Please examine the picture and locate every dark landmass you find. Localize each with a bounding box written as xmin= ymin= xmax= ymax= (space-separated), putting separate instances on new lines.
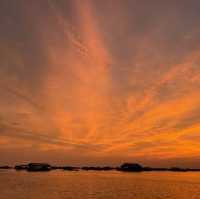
xmin=62 ymin=166 xmax=79 ymax=171
xmin=1 ymin=162 xmax=200 ymax=172
xmin=0 ymin=166 xmax=12 ymax=169
xmin=117 ymin=163 xmax=143 ymax=172
xmin=15 ymin=164 xmax=28 ymax=171
xmin=81 ymin=166 xmax=115 ymax=171
xmin=27 ymin=163 xmax=51 ymax=172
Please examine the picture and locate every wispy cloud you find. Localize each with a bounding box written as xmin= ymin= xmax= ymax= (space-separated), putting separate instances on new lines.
xmin=0 ymin=0 xmax=200 ymax=166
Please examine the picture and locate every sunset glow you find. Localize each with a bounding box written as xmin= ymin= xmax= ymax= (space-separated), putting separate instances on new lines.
xmin=0 ymin=0 xmax=200 ymax=167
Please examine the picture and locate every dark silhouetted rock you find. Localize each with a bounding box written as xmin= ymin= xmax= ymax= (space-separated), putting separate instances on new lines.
xmin=27 ymin=163 xmax=51 ymax=172
xmin=119 ymin=163 xmax=143 ymax=172
xmin=0 ymin=166 xmax=12 ymax=169
xmin=143 ymin=167 xmax=169 ymax=171
xmin=170 ymin=167 xmax=187 ymax=172
xmin=81 ymin=166 xmax=115 ymax=171
xmin=15 ymin=165 xmax=28 ymax=171
xmin=62 ymin=166 xmax=79 ymax=171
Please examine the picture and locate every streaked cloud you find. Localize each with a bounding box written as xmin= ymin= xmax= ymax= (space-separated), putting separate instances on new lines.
xmin=0 ymin=0 xmax=200 ymax=167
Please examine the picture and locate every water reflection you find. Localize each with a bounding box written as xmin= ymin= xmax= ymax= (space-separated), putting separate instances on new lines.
xmin=0 ymin=171 xmax=200 ymax=199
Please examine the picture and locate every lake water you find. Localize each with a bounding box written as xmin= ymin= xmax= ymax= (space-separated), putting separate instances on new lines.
xmin=0 ymin=170 xmax=200 ymax=199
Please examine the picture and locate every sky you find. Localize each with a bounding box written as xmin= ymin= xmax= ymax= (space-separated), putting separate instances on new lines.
xmin=0 ymin=0 xmax=200 ymax=167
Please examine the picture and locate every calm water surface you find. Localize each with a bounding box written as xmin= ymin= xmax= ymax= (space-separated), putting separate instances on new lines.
xmin=0 ymin=170 xmax=200 ymax=199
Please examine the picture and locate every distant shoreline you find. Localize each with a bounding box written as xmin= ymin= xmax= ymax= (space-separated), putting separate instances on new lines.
xmin=1 ymin=163 xmax=200 ymax=172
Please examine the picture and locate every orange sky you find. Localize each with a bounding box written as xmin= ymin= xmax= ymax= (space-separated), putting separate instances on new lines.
xmin=0 ymin=0 xmax=200 ymax=167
